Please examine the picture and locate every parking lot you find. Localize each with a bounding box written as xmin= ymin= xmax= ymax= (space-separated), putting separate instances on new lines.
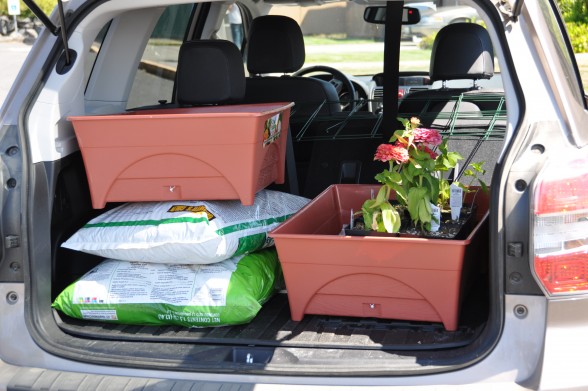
xmin=0 ymin=40 xmax=31 ymax=106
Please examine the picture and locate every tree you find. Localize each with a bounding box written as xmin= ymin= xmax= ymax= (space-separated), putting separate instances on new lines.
xmin=0 ymin=0 xmax=55 ymax=19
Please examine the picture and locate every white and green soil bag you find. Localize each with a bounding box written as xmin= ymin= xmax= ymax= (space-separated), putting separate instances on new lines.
xmin=61 ymin=190 xmax=308 ymax=264
xmin=52 ymin=248 xmax=281 ymax=327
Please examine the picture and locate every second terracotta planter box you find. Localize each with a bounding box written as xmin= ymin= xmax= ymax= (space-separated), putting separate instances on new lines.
xmin=270 ymin=184 xmax=489 ymax=331
xmin=69 ymin=102 xmax=293 ymax=208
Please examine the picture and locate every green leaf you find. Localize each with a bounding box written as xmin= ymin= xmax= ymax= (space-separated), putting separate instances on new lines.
xmin=418 ymin=199 xmax=432 ymax=224
xmin=371 ymin=211 xmax=381 ymax=231
xmin=406 ymin=187 xmax=427 ymax=222
xmin=470 ymin=161 xmax=486 ymax=174
xmin=390 ymin=183 xmax=408 ymax=205
xmin=375 ymin=185 xmax=388 ymax=206
xmin=397 ymin=117 xmax=410 ymax=129
xmin=380 ymin=202 xmax=401 ymax=233
xmin=479 ymin=179 xmax=489 ymax=193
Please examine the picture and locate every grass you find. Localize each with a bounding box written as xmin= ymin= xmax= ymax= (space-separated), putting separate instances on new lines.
xmin=303 ymin=36 xmax=379 ymax=46
xmin=577 ymin=55 xmax=588 ymax=90
xmin=305 ymin=46 xmax=432 ymax=75
xmin=148 ymin=38 xmax=183 ymax=46
xmin=306 ymin=52 xmax=384 ymax=64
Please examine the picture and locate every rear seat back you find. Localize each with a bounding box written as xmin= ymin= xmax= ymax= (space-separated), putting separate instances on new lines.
xmin=130 ymin=39 xmax=245 ymax=110
xmin=398 ymin=23 xmax=506 ymax=183
xmin=176 ymin=40 xmax=245 ymax=106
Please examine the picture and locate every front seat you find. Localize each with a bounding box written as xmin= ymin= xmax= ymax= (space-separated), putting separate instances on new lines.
xmin=243 ymin=15 xmax=342 ymax=118
xmin=398 ymin=22 xmax=506 ymax=183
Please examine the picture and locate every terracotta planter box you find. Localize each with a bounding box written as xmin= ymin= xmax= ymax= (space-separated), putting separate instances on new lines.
xmin=69 ymin=102 xmax=293 ymax=208
xmin=270 ymin=184 xmax=489 ymax=331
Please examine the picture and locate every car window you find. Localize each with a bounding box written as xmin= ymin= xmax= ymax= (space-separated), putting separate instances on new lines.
xmin=126 ymin=4 xmax=193 ymax=109
xmin=84 ymin=22 xmax=110 ymax=92
xmin=557 ymin=0 xmax=588 ymax=92
xmin=541 ymin=0 xmax=586 ymax=106
xmin=269 ymin=3 xmax=383 ymax=76
xmin=266 ymin=1 xmax=494 ymax=78
xmin=401 ymin=2 xmax=485 ymax=73
xmin=215 ymin=2 xmax=249 ymax=55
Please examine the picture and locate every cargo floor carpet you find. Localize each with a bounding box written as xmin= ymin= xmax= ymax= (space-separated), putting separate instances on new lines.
xmin=54 ymin=290 xmax=487 ymax=351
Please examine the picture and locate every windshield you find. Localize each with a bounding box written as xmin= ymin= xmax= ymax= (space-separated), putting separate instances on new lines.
xmin=263 ymin=1 xmax=483 ymax=76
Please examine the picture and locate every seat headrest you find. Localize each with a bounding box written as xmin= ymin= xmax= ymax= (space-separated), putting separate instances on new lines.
xmin=430 ymin=23 xmax=494 ymax=82
xmin=246 ymin=15 xmax=305 ymax=74
xmin=176 ymin=40 xmax=245 ymax=106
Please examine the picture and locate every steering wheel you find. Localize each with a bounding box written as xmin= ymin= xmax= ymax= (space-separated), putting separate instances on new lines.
xmin=292 ymin=65 xmax=357 ymax=111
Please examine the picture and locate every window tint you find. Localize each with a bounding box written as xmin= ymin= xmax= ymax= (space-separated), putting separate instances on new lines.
xmin=84 ymin=22 xmax=110 ymax=92
xmin=126 ymin=4 xmax=193 ymax=109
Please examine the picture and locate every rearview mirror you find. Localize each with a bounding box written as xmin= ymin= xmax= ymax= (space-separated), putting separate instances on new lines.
xmin=363 ymin=6 xmax=421 ymax=25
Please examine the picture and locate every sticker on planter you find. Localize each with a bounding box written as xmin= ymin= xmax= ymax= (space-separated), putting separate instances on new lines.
xmin=263 ymin=113 xmax=282 ymax=147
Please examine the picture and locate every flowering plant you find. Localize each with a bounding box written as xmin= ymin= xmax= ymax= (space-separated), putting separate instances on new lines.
xmin=360 ymin=117 xmax=486 ymax=233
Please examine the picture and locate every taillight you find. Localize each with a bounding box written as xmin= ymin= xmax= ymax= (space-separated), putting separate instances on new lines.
xmin=533 ymin=150 xmax=588 ymax=296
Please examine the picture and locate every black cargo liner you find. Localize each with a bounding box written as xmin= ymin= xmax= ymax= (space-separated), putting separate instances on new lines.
xmin=54 ymin=277 xmax=488 ymax=351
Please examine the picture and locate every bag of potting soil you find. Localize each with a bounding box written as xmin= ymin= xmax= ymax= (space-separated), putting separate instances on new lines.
xmin=61 ymin=190 xmax=309 ymax=264
xmin=52 ymin=248 xmax=282 ymax=327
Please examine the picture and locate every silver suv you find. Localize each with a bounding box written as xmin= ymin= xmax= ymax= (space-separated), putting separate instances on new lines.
xmin=1 ymin=0 xmax=587 ymax=389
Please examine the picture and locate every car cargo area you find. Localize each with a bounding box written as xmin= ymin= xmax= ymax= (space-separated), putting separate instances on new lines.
xmin=29 ymin=0 xmax=508 ymax=374
xmin=45 ymin=109 xmax=497 ymax=372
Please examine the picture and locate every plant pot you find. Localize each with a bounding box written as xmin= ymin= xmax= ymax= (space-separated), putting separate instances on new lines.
xmin=269 ymin=184 xmax=489 ymax=331
xmin=344 ymin=204 xmax=478 ymax=240
xmin=68 ymin=102 xmax=293 ymax=208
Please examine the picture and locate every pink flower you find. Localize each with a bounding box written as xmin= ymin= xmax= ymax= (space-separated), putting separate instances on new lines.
xmin=413 ymin=127 xmax=442 ymax=146
xmin=374 ymin=143 xmax=409 ymax=164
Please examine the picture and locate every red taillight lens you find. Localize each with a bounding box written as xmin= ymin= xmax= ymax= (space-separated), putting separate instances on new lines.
xmin=535 ymin=159 xmax=588 ymax=215
xmin=533 ymin=151 xmax=588 ymax=296
xmin=534 ymin=250 xmax=588 ymax=294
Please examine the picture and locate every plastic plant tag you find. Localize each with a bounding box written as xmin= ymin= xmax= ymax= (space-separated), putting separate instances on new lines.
xmin=450 ymin=183 xmax=463 ymax=220
xmin=430 ymin=203 xmax=440 ymax=232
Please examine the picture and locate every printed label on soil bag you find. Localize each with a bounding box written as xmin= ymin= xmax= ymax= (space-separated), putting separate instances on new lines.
xmin=81 ymin=309 xmax=118 ymax=320
xmin=71 ymin=259 xmax=236 ymax=307
xmin=263 ymin=113 xmax=282 ymax=146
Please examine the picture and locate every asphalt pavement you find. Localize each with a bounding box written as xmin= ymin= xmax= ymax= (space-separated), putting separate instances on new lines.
xmin=0 ymin=37 xmax=32 ymax=107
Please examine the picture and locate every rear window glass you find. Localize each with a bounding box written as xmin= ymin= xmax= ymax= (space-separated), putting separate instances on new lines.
xmin=126 ymin=4 xmax=192 ymax=109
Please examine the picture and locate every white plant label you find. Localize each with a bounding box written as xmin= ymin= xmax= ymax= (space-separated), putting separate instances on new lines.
xmin=430 ymin=203 xmax=441 ymax=232
xmin=450 ymin=183 xmax=463 ymax=220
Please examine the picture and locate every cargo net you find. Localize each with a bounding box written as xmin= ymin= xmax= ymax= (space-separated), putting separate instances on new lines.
xmin=292 ymin=91 xmax=507 ymax=143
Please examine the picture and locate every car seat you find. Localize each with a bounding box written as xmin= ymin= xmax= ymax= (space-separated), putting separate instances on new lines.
xmin=243 ymin=15 xmax=341 ymax=118
xmin=130 ymin=39 xmax=245 ymax=110
xmin=398 ymin=22 xmax=506 ymax=183
xmin=175 ymin=39 xmax=245 ymax=106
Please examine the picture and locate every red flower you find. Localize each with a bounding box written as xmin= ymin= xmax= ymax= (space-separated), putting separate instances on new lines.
xmin=413 ymin=127 xmax=442 ymax=146
xmin=374 ymin=143 xmax=409 ymax=164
